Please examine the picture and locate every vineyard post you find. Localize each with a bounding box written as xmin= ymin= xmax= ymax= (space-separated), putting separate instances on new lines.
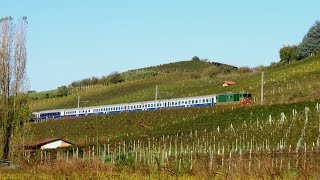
xmin=261 ymin=71 xmax=264 ymax=105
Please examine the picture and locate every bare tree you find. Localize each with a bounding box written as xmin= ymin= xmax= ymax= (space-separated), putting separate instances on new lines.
xmin=0 ymin=16 xmax=29 ymax=159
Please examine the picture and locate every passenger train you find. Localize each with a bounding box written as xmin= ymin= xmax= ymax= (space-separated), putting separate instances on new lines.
xmin=32 ymin=93 xmax=251 ymax=121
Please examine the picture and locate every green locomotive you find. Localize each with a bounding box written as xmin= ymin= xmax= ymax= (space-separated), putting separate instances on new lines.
xmin=216 ymin=93 xmax=252 ymax=104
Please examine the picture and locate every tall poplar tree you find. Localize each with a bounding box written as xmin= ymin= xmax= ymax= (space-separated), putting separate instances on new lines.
xmin=0 ymin=16 xmax=29 ymax=159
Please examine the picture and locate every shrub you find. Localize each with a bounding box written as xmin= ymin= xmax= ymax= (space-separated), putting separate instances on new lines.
xmin=237 ymin=67 xmax=252 ymax=74
xmin=201 ymin=66 xmax=221 ymax=78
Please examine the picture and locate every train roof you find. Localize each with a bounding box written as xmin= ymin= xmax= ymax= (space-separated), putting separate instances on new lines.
xmin=33 ymin=94 xmax=217 ymax=113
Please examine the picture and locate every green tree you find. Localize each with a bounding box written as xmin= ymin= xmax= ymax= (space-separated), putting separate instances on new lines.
xmin=298 ymin=20 xmax=320 ymax=58
xmin=108 ymin=72 xmax=124 ymax=84
xmin=279 ymin=45 xmax=299 ymax=62
xmin=57 ymin=86 xmax=70 ymax=97
xmin=191 ymin=56 xmax=200 ymax=61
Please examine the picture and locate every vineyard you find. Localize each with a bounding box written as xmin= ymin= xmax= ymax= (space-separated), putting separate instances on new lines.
xmin=16 ymin=102 xmax=320 ymax=178
xmin=2 ymin=56 xmax=320 ymax=178
xmin=30 ymin=55 xmax=320 ymax=112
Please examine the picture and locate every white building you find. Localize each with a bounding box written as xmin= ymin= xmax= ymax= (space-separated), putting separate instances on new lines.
xmin=25 ymin=138 xmax=73 ymax=151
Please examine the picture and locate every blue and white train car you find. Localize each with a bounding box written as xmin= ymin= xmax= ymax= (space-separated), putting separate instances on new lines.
xmin=64 ymin=107 xmax=94 ymax=117
xmin=93 ymin=103 xmax=126 ymax=115
xmin=32 ymin=109 xmax=65 ymax=121
xmin=165 ymin=94 xmax=216 ymax=108
xmin=32 ymin=94 xmax=216 ymax=121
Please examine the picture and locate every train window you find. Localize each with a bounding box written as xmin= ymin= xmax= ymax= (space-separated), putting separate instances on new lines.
xmin=192 ymin=100 xmax=194 ymax=104
xmin=195 ymin=100 xmax=198 ymax=103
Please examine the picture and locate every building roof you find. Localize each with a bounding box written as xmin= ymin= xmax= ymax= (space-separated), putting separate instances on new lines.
xmin=25 ymin=138 xmax=73 ymax=147
xmin=223 ymin=81 xmax=236 ymax=85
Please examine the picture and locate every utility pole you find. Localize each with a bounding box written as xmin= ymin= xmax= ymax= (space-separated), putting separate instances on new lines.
xmin=261 ymin=72 xmax=264 ymax=105
xmin=78 ymin=96 xmax=80 ymax=109
xmin=78 ymin=96 xmax=89 ymax=109
xmin=155 ymin=85 xmax=158 ymax=101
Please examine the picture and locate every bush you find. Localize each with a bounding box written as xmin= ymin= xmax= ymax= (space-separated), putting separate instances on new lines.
xmin=254 ymin=65 xmax=266 ymax=72
xmin=201 ymin=66 xmax=221 ymax=78
xmin=237 ymin=67 xmax=252 ymax=74
xmin=191 ymin=56 xmax=200 ymax=61
xmin=107 ymin=72 xmax=124 ymax=84
xmin=190 ymin=73 xmax=201 ymax=79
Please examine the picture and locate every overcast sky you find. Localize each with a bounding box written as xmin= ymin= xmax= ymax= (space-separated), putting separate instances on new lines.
xmin=1 ymin=0 xmax=319 ymax=91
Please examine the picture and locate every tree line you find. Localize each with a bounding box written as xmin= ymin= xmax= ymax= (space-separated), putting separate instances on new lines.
xmin=279 ymin=20 xmax=320 ymax=63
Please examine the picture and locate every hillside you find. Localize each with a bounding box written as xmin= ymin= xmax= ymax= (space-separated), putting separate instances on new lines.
xmin=26 ymin=56 xmax=320 ymax=178
xmin=30 ymin=55 xmax=320 ymax=112
xmin=29 ymin=55 xmax=320 ymax=144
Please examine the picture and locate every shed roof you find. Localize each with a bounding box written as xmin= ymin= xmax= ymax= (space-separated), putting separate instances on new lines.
xmin=25 ymin=138 xmax=73 ymax=147
xmin=223 ymin=81 xmax=236 ymax=85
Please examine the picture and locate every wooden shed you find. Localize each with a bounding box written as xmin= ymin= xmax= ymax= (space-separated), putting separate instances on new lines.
xmin=24 ymin=138 xmax=73 ymax=151
xmin=222 ymin=81 xmax=236 ymax=87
